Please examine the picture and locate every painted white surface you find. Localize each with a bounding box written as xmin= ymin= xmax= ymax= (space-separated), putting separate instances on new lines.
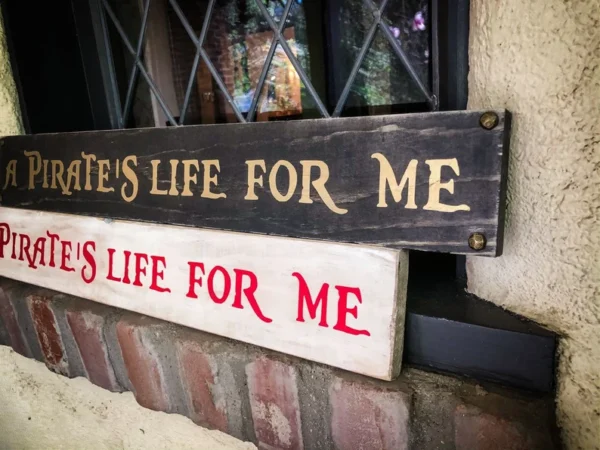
xmin=0 ymin=345 xmax=255 ymax=450
xmin=468 ymin=1 xmax=600 ymax=448
xmin=0 ymin=207 xmax=407 ymax=380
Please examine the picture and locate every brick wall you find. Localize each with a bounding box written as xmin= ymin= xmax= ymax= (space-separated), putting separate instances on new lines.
xmin=0 ymin=277 xmax=560 ymax=450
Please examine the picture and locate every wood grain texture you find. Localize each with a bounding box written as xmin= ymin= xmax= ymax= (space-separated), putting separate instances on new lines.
xmin=0 ymin=110 xmax=510 ymax=255
xmin=0 ymin=207 xmax=407 ymax=380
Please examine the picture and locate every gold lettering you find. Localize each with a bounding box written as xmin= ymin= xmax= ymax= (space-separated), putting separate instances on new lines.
xmin=97 ymin=159 xmax=114 ymax=193
xmin=299 ymin=160 xmax=347 ymax=215
xmin=150 ymin=160 xmax=168 ymax=195
xmin=81 ymin=152 xmax=97 ymax=191
xmin=423 ymin=158 xmax=470 ymax=212
xmin=2 ymin=160 xmax=17 ymax=190
xmin=181 ymin=160 xmax=200 ymax=196
xmin=65 ymin=160 xmax=82 ymax=195
xmin=371 ymin=153 xmax=418 ymax=209
xmin=269 ymin=160 xmax=297 ymax=202
xmin=42 ymin=159 xmax=49 ymax=188
xmin=168 ymin=160 xmax=179 ymax=196
xmin=245 ymin=160 xmax=266 ymax=200
xmin=50 ymin=160 xmax=69 ymax=194
xmin=201 ymin=160 xmax=226 ymax=199
xmin=23 ymin=150 xmax=41 ymax=190
xmin=121 ymin=155 xmax=138 ymax=202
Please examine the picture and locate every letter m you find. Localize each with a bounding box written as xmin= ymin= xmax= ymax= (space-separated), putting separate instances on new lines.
xmin=371 ymin=153 xmax=418 ymax=209
xmin=292 ymin=272 xmax=328 ymax=327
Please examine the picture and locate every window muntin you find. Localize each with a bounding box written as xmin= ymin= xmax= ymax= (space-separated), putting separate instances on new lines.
xmin=99 ymin=0 xmax=437 ymax=128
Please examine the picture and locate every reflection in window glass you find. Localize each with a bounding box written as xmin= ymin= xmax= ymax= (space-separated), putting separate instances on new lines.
xmin=107 ymin=0 xmax=431 ymax=127
xmin=344 ymin=0 xmax=430 ymax=108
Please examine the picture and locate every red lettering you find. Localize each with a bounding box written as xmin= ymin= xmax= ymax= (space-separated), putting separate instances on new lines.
xmin=31 ymin=237 xmax=47 ymax=268
xmin=81 ymin=241 xmax=96 ymax=284
xmin=22 ymin=234 xmax=39 ymax=268
xmin=106 ymin=248 xmax=121 ymax=282
xmin=122 ymin=250 xmax=131 ymax=284
xmin=333 ymin=286 xmax=370 ymax=336
xmin=17 ymin=233 xmax=31 ymax=264
xmin=292 ymin=272 xmax=328 ymax=327
xmin=232 ymin=269 xmax=271 ymax=323
xmin=60 ymin=240 xmax=76 ymax=273
xmin=207 ymin=265 xmax=231 ymax=304
xmin=0 ymin=223 xmax=10 ymax=258
xmin=149 ymin=255 xmax=170 ymax=293
xmin=186 ymin=262 xmax=205 ymax=299
xmin=11 ymin=232 xmax=17 ymax=259
xmin=46 ymin=231 xmax=60 ymax=267
xmin=133 ymin=252 xmax=149 ymax=287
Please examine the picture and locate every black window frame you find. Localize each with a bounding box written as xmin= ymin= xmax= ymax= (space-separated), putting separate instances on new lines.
xmin=83 ymin=0 xmax=460 ymax=125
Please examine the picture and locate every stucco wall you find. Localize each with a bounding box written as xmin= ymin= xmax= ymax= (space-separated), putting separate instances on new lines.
xmin=0 ymin=346 xmax=256 ymax=450
xmin=0 ymin=10 xmax=21 ymax=137
xmin=467 ymin=1 xmax=600 ymax=449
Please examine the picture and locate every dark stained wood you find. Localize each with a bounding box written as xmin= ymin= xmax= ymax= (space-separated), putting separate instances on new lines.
xmin=405 ymin=276 xmax=556 ymax=393
xmin=0 ymin=110 xmax=510 ymax=255
xmin=405 ymin=313 xmax=556 ymax=393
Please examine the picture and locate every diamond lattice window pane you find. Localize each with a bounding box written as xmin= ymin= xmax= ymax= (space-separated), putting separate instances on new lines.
xmin=332 ymin=0 xmax=431 ymax=115
xmin=203 ymin=0 xmax=276 ymax=120
xmin=104 ymin=0 xmax=143 ymax=103
xmin=342 ymin=28 xmax=429 ymax=116
xmin=382 ymin=0 xmax=430 ymax=89
xmin=279 ymin=0 xmax=326 ymax=118
xmin=103 ymin=0 xmax=180 ymax=127
xmin=165 ymin=0 xmax=211 ymax=124
xmin=255 ymin=43 xmax=321 ymax=121
xmin=97 ymin=0 xmax=434 ymax=128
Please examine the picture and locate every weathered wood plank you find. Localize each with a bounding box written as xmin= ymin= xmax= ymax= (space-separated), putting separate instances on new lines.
xmin=0 ymin=207 xmax=407 ymax=380
xmin=0 ymin=110 xmax=510 ymax=255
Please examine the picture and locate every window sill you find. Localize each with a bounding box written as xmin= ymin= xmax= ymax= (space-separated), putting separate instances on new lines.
xmin=404 ymin=275 xmax=556 ymax=393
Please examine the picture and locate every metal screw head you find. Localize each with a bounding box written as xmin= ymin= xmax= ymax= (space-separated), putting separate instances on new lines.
xmin=468 ymin=233 xmax=487 ymax=251
xmin=479 ymin=112 xmax=499 ymax=130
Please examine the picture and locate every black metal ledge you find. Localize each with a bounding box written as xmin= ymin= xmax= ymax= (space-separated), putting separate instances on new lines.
xmin=404 ymin=275 xmax=557 ymax=393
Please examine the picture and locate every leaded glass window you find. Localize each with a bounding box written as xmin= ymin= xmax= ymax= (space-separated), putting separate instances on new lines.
xmin=93 ymin=0 xmax=438 ymax=128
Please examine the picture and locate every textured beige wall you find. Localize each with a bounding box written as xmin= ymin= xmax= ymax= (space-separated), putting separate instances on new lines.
xmin=467 ymin=1 xmax=600 ymax=449
xmin=0 ymin=346 xmax=256 ymax=450
xmin=0 ymin=10 xmax=21 ymax=137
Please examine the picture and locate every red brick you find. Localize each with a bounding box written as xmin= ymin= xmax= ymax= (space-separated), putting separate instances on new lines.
xmin=246 ymin=358 xmax=303 ymax=450
xmin=177 ymin=340 xmax=228 ymax=432
xmin=116 ymin=319 xmax=169 ymax=412
xmin=0 ymin=287 xmax=28 ymax=356
xmin=329 ymin=377 xmax=410 ymax=450
xmin=455 ymin=404 xmax=544 ymax=450
xmin=27 ymin=295 xmax=68 ymax=375
xmin=67 ymin=310 xmax=119 ymax=391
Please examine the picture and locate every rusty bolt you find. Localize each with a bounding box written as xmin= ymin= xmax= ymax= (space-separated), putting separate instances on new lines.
xmin=479 ymin=111 xmax=499 ymax=130
xmin=468 ymin=233 xmax=487 ymax=251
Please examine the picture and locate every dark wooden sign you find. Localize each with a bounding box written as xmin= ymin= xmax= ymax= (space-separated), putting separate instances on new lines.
xmin=0 ymin=110 xmax=510 ymax=256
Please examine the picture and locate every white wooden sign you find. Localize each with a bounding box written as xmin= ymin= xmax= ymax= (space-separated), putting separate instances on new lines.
xmin=0 ymin=207 xmax=407 ymax=380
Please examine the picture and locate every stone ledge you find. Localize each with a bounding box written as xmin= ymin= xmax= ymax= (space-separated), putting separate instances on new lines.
xmin=0 ymin=278 xmax=561 ymax=449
